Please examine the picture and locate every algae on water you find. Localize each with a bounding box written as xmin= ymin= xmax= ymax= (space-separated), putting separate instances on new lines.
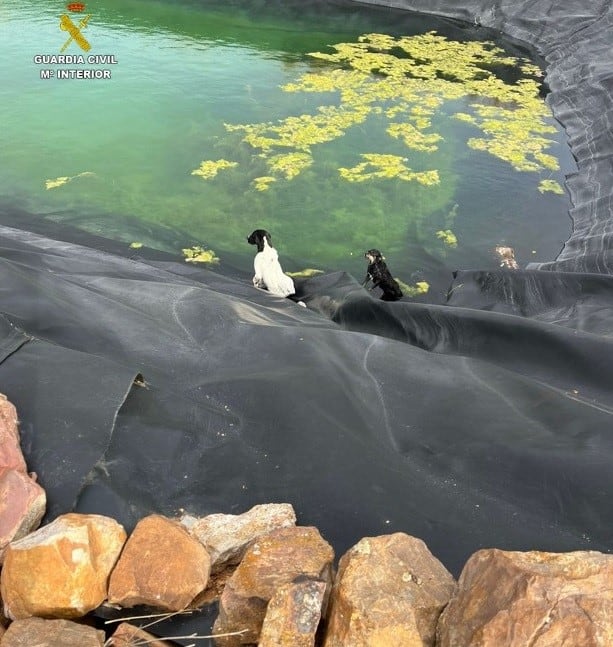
xmin=187 ymin=31 xmax=562 ymax=267
xmin=182 ymin=246 xmax=220 ymax=264
xmin=198 ymin=31 xmax=559 ymax=191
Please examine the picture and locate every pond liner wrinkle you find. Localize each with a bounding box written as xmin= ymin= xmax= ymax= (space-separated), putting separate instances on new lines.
xmin=0 ymin=317 xmax=31 ymax=367
xmin=0 ymin=310 xmax=140 ymax=520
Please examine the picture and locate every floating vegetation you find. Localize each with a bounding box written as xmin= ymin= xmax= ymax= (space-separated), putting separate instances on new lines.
xmin=396 ymin=278 xmax=430 ymax=297
xmin=267 ymin=152 xmax=313 ymax=180
xmin=45 ymin=171 xmax=96 ymax=190
xmin=286 ymin=268 xmax=325 ymax=278
xmin=436 ymin=229 xmax=458 ymax=247
xmin=252 ymin=176 xmax=276 ymax=191
xmin=387 ymin=123 xmax=443 ymax=153
xmin=538 ymin=179 xmax=565 ymax=194
xmin=182 ymin=246 xmax=220 ymax=264
xmin=214 ymin=31 xmax=559 ymax=193
xmin=339 ymin=154 xmax=440 ymax=184
xmin=45 ymin=177 xmax=72 ymax=190
xmin=191 ymin=159 xmax=238 ymax=180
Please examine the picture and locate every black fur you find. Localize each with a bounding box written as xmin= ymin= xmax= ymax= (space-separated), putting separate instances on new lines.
xmin=363 ymin=249 xmax=403 ymax=301
xmin=247 ymin=229 xmax=272 ymax=253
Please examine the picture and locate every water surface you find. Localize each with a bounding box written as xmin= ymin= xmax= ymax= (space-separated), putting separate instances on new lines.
xmin=1 ymin=0 xmax=575 ymax=289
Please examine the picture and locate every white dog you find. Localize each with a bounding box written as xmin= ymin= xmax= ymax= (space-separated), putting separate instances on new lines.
xmin=247 ymin=229 xmax=296 ymax=297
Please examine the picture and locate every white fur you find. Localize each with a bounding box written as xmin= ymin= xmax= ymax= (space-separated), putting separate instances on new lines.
xmin=253 ymin=238 xmax=296 ymax=297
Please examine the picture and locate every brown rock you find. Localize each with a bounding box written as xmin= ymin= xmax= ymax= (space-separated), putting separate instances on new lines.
xmin=191 ymin=565 xmax=235 ymax=607
xmin=108 ymin=622 xmax=173 ymax=646
xmin=0 ymin=395 xmax=26 ymax=473
xmin=259 ymin=578 xmax=327 ymax=647
xmin=1 ymin=513 xmax=126 ymax=619
xmin=0 ymin=468 xmax=46 ymax=560
xmin=213 ymin=525 xmax=334 ymax=646
xmin=323 ymin=533 xmax=456 ymax=647
xmin=0 ymin=589 xmax=8 ymax=629
xmin=0 ymin=617 xmax=104 ymax=646
xmin=437 ymin=548 xmax=613 ymax=647
xmin=182 ymin=503 xmax=296 ymax=572
xmin=107 ymin=514 xmax=211 ymax=611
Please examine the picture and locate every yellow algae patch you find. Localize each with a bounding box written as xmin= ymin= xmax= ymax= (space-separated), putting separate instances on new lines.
xmin=286 ymin=268 xmax=325 ymax=278
xmin=226 ymin=105 xmax=369 ymax=154
xmin=182 ymin=246 xmax=220 ymax=264
xmin=267 ymin=152 xmax=313 ymax=180
xmin=387 ymin=123 xmax=443 ymax=153
xmin=45 ymin=171 xmax=96 ymax=190
xmin=339 ymin=154 xmax=439 ymax=185
xmin=436 ymin=229 xmax=458 ymax=247
xmin=45 ymin=176 xmax=72 ymax=190
xmin=217 ymin=30 xmax=560 ymax=191
xmin=396 ymin=278 xmax=430 ymax=297
xmin=252 ymin=176 xmax=276 ymax=192
xmin=538 ymin=179 xmax=565 ymax=194
xmin=191 ymin=159 xmax=238 ymax=180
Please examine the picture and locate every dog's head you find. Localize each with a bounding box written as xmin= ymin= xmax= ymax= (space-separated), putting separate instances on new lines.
xmin=365 ymin=248 xmax=383 ymax=264
xmin=247 ymin=229 xmax=272 ymax=253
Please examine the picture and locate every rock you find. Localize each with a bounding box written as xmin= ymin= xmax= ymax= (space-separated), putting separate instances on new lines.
xmin=258 ymin=578 xmax=327 ymax=647
xmin=190 ymin=565 xmax=235 ymax=608
xmin=323 ymin=533 xmax=456 ymax=647
xmin=0 ymin=468 xmax=46 ymax=561
xmin=107 ymin=514 xmax=210 ymax=611
xmin=1 ymin=513 xmax=126 ymax=619
xmin=108 ymin=622 xmax=173 ymax=646
xmin=0 ymin=589 xmax=8 ymax=629
xmin=437 ymin=548 xmax=613 ymax=647
xmin=0 ymin=395 xmax=26 ymax=473
xmin=213 ymin=525 xmax=334 ymax=646
xmin=0 ymin=617 xmax=105 ymax=646
xmin=181 ymin=503 xmax=296 ymax=572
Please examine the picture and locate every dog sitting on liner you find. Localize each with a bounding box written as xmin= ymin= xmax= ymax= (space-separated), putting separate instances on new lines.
xmin=363 ymin=249 xmax=403 ymax=301
xmin=247 ymin=229 xmax=296 ymax=297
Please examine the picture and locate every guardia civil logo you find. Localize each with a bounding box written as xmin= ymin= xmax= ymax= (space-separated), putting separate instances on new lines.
xmin=60 ymin=3 xmax=91 ymax=52
xmin=34 ymin=4 xmax=117 ymax=79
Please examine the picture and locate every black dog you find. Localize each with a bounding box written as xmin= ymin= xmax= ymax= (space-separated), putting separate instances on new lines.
xmin=363 ymin=249 xmax=403 ymax=301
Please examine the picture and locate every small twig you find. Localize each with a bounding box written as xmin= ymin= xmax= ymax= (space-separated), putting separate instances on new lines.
xmin=105 ymin=628 xmax=248 ymax=646
xmin=141 ymin=609 xmax=192 ymax=630
xmin=105 ymin=610 xmax=193 ymax=625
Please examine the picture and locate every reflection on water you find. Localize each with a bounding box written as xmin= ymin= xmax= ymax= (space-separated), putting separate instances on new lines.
xmin=0 ymin=0 xmax=575 ymax=287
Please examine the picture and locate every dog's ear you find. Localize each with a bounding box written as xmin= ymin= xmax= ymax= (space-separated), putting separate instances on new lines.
xmin=247 ymin=229 xmax=271 ymax=253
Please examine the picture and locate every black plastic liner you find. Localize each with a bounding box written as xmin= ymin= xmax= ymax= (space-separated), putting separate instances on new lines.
xmin=1 ymin=0 xmax=612 ymax=642
xmin=0 ymin=221 xmax=611 ymax=572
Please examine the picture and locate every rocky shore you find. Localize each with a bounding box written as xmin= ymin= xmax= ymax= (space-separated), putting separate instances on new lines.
xmin=0 ymin=394 xmax=611 ymax=646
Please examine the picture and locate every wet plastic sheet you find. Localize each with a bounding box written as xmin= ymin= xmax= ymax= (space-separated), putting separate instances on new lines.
xmin=0 ymin=331 xmax=138 ymax=519
xmin=0 ymin=222 xmax=611 ymax=581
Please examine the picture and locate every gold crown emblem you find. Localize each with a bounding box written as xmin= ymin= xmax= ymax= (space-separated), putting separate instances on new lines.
xmin=66 ymin=2 xmax=86 ymax=11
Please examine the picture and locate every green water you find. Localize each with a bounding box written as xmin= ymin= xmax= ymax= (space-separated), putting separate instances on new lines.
xmin=1 ymin=0 xmax=574 ymax=283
